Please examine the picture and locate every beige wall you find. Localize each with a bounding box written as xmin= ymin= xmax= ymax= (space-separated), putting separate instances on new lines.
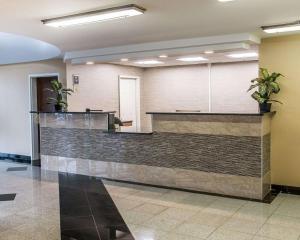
xmin=260 ymin=35 xmax=300 ymax=187
xmin=0 ymin=59 xmax=66 ymax=156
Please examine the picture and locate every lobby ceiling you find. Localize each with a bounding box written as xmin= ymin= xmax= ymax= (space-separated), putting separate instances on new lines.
xmin=0 ymin=0 xmax=300 ymax=53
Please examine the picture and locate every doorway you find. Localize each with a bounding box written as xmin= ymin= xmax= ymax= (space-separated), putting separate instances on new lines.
xmin=29 ymin=74 xmax=59 ymax=164
xmin=119 ymin=76 xmax=141 ymax=132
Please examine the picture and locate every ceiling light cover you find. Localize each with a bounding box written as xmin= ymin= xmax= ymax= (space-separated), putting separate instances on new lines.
xmin=159 ymin=55 xmax=168 ymax=58
xmin=228 ymin=52 xmax=258 ymax=58
xmin=262 ymin=21 xmax=300 ymax=34
xmin=42 ymin=4 xmax=145 ymax=27
xmin=86 ymin=61 xmax=95 ymax=65
xmin=204 ymin=50 xmax=214 ymax=54
xmin=135 ymin=60 xmax=164 ymax=65
xmin=177 ymin=56 xmax=208 ymax=62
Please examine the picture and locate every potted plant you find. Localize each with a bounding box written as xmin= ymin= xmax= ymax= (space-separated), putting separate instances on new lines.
xmin=248 ymin=68 xmax=283 ymax=113
xmin=45 ymin=79 xmax=73 ymax=112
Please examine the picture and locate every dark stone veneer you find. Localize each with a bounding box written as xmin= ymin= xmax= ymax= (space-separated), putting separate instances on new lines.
xmin=41 ymin=127 xmax=265 ymax=178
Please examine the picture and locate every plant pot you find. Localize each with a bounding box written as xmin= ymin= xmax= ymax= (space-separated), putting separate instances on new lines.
xmin=54 ymin=104 xmax=63 ymax=112
xmin=259 ymin=102 xmax=272 ymax=113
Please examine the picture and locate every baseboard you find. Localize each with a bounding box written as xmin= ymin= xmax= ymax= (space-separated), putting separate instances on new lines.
xmin=272 ymin=184 xmax=300 ymax=195
xmin=101 ymin=177 xmax=276 ymax=203
xmin=0 ymin=153 xmax=31 ymax=164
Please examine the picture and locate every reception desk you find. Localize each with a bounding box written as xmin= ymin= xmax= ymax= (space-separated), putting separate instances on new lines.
xmin=36 ymin=111 xmax=274 ymax=200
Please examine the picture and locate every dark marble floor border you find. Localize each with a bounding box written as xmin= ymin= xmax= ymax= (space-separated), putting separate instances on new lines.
xmin=272 ymin=184 xmax=300 ymax=195
xmin=0 ymin=193 xmax=16 ymax=201
xmin=0 ymin=153 xmax=31 ymax=164
xmin=101 ymin=177 xmax=277 ymax=204
xmin=59 ymin=172 xmax=134 ymax=240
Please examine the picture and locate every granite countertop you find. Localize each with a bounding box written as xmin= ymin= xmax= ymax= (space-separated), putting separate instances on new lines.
xmin=146 ymin=112 xmax=276 ymax=116
xmin=30 ymin=111 xmax=116 ymax=114
xmin=104 ymin=130 xmax=153 ymax=135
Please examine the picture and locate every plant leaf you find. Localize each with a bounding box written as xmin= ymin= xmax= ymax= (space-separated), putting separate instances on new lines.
xmin=269 ymin=82 xmax=280 ymax=93
xmin=259 ymin=84 xmax=268 ymax=96
xmin=260 ymin=68 xmax=269 ymax=79
xmin=247 ymin=83 xmax=259 ymax=92
xmin=251 ymin=91 xmax=267 ymax=104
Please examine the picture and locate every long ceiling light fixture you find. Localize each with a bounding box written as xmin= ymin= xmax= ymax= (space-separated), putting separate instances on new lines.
xmin=227 ymin=52 xmax=258 ymax=58
xmin=262 ymin=21 xmax=300 ymax=34
xmin=177 ymin=56 xmax=208 ymax=62
xmin=42 ymin=4 xmax=146 ymax=28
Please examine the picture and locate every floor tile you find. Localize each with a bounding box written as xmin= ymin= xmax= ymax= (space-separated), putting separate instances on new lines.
xmin=207 ymin=228 xmax=254 ymax=240
xmin=2 ymin=161 xmax=300 ymax=240
xmin=174 ymin=222 xmax=216 ymax=238
xmin=163 ymin=232 xmax=205 ymax=240
xmin=220 ymin=216 xmax=266 ymax=234
xmin=266 ymin=214 xmax=300 ymax=229
xmin=257 ymin=223 xmax=300 ymax=240
xmin=187 ymin=211 xmax=229 ymax=227
xmin=142 ymin=214 xmax=184 ymax=231
xmin=252 ymin=236 xmax=276 ymax=240
xmin=121 ymin=210 xmax=154 ymax=225
xmin=155 ymin=207 xmax=199 ymax=221
xmin=112 ymin=197 xmax=145 ymax=211
xmin=274 ymin=201 xmax=300 ymax=218
xmin=131 ymin=227 xmax=167 ymax=240
xmin=232 ymin=201 xmax=277 ymax=221
xmin=202 ymin=198 xmax=244 ymax=216
xmin=133 ymin=203 xmax=167 ymax=215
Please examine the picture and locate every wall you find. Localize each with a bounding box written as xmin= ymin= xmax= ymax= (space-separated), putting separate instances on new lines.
xmin=211 ymin=61 xmax=258 ymax=113
xmin=67 ymin=62 xmax=258 ymax=131
xmin=142 ymin=64 xmax=210 ymax=131
xmin=0 ymin=59 xmax=66 ymax=156
xmin=66 ymin=63 xmax=144 ymax=113
xmin=260 ymin=35 xmax=300 ymax=187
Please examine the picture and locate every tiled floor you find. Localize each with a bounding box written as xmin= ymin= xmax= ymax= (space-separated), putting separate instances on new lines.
xmin=1 ymin=161 xmax=300 ymax=240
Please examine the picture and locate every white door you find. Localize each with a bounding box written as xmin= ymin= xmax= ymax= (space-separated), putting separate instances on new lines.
xmin=119 ymin=76 xmax=140 ymax=132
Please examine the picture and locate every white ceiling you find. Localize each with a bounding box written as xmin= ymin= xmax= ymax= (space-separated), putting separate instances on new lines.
xmin=110 ymin=46 xmax=259 ymax=68
xmin=0 ymin=32 xmax=60 ymax=65
xmin=1 ymin=0 xmax=300 ymax=54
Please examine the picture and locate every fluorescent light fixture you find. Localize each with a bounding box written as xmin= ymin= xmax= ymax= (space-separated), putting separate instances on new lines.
xmin=86 ymin=61 xmax=95 ymax=65
xmin=42 ymin=4 xmax=146 ymax=27
xmin=121 ymin=58 xmax=129 ymax=62
xmin=177 ymin=56 xmax=208 ymax=62
xmin=159 ymin=55 xmax=168 ymax=58
xmin=135 ymin=60 xmax=164 ymax=65
xmin=218 ymin=0 xmax=235 ymax=2
xmin=228 ymin=52 xmax=258 ymax=58
xmin=204 ymin=50 xmax=214 ymax=54
xmin=262 ymin=21 xmax=300 ymax=34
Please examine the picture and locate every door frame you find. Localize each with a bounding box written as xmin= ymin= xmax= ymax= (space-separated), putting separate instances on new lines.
xmin=29 ymin=73 xmax=59 ymax=164
xmin=118 ymin=75 xmax=141 ymax=132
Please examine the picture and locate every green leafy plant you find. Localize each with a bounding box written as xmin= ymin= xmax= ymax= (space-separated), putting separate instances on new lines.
xmin=45 ymin=79 xmax=73 ymax=111
xmin=248 ymin=68 xmax=283 ymax=104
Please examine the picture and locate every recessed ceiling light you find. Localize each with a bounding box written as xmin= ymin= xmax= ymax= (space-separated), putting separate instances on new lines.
xmin=159 ymin=55 xmax=168 ymax=58
xmin=42 ymin=4 xmax=146 ymax=28
xmin=135 ymin=60 xmax=164 ymax=65
xmin=121 ymin=58 xmax=129 ymax=62
xmin=218 ymin=0 xmax=235 ymax=2
xmin=177 ymin=56 xmax=208 ymax=62
xmin=204 ymin=50 xmax=214 ymax=54
xmin=227 ymin=52 xmax=258 ymax=58
xmin=262 ymin=21 xmax=300 ymax=34
xmin=86 ymin=61 xmax=95 ymax=65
